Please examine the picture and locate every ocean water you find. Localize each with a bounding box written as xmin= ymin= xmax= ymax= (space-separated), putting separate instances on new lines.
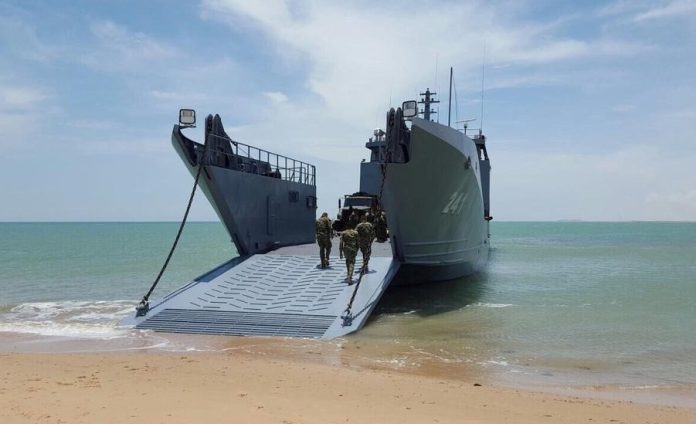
xmin=1 ymin=222 xmax=695 ymax=403
xmin=0 ymin=222 xmax=234 ymax=338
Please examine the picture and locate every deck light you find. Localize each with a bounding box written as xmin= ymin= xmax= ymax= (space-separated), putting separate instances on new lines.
xmin=179 ymin=109 xmax=196 ymax=127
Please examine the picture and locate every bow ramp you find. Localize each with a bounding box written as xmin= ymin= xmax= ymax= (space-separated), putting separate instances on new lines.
xmin=127 ymin=251 xmax=399 ymax=339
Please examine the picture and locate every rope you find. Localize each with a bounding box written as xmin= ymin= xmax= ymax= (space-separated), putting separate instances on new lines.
xmin=341 ymin=262 xmax=368 ymax=326
xmin=378 ymin=162 xmax=387 ymax=212
xmin=135 ymin=140 xmax=207 ymax=317
xmin=344 ymin=115 xmax=390 ymax=325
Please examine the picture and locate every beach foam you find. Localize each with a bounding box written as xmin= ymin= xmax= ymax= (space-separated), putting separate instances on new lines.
xmin=0 ymin=300 xmax=134 ymax=339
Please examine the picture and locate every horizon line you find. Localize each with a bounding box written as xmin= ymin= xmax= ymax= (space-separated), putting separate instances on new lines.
xmin=1 ymin=220 xmax=695 ymax=224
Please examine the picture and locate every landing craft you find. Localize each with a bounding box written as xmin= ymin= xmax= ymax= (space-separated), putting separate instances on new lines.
xmin=126 ymin=86 xmax=491 ymax=338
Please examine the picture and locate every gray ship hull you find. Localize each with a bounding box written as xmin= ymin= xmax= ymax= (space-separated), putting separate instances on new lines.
xmin=362 ymin=118 xmax=489 ymax=284
xmin=172 ymin=121 xmax=316 ymax=256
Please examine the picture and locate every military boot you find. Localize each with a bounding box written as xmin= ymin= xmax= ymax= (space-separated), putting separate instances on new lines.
xmin=347 ymin=263 xmax=354 ymax=283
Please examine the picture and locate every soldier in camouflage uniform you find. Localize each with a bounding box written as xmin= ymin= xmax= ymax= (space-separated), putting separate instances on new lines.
xmin=347 ymin=209 xmax=359 ymax=230
xmin=339 ymin=228 xmax=359 ymax=283
xmin=315 ymin=212 xmax=333 ymax=268
xmin=355 ymin=215 xmax=375 ymax=271
xmin=375 ymin=211 xmax=388 ymax=242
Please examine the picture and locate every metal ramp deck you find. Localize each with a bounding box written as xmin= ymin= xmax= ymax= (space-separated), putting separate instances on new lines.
xmin=126 ymin=250 xmax=399 ymax=339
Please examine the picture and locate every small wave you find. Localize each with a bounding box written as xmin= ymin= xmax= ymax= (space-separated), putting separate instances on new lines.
xmin=0 ymin=322 xmax=130 ymax=339
xmin=0 ymin=300 xmax=135 ymax=340
xmin=371 ymin=357 xmax=411 ymax=368
xmin=481 ymin=359 xmax=510 ymax=367
xmin=467 ymin=302 xmax=514 ymax=308
xmin=624 ymin=385 xmax=660 ymax=390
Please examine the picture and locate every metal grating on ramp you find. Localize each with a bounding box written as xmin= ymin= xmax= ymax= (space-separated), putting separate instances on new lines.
xmin=126 ymin=250 xmax=399 ymax=339
xmin=136 ymin=309 xmax=335 ymax=338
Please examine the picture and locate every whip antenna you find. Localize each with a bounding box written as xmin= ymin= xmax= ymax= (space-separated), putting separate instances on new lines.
xmin=448 ymin=67 xmax=453 ymax=127
xmin=480 ymin=40 xmax=486 ymax=133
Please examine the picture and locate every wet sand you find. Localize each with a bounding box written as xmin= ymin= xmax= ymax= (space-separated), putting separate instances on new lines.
xmin=1 ymin=340 xmax=695 ymax=424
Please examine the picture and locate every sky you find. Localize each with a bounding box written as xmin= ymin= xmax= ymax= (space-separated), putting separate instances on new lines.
xmin=0 ymin=0 xmax=695 ymax=222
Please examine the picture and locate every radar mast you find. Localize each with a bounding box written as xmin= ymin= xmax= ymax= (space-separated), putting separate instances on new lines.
xmin=418 ymin=88 xmax=439 ymax=121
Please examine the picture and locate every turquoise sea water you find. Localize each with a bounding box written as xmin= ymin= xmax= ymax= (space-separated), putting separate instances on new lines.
xmin=1 ymin=222 xmax=695 ymax=401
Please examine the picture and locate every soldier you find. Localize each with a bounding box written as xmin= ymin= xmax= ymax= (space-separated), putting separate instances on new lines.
xmin=375 ymin=211 xmax=388 ymax=242
xmin=355 ymin=215 xmax=375 ymax=271
xmin=347 ymin=209 xmax=359 ymax=230
xmin=339 ymin=228 xmax=359 ymax=283
xmin=315 ymin=212 xmax=333 ymax=268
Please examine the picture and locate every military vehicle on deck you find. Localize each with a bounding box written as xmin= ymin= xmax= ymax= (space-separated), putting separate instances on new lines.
xmin=332 ymin=193 xmax=379 ymax=231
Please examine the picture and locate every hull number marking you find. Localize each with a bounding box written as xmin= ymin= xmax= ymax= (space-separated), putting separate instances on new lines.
xmin=442 ymin=192 xmax=467 ymax=215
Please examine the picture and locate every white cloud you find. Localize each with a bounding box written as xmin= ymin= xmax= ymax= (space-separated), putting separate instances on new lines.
xmin=0 ymin=85 xmax=49 ymax=149
xmin=493 ymin=143 xmax=696 ymax=221
xmin=81 ymin=20 xmax=178 ymax=72
xmin=646 ymin=189 xmax=696 ymax=206
xmin=196 ymin=1 xmax=650 ymax=142
xmin=596 ymin=0 xmax=649 ymax=18
xmin=264 ymin=91 xmax=289 ymax=104
xmin=201 ymin=1 xmax=647 ymax=120
xmin=0 ymin=86 xmax=47 ymax=110
xmin=596 ymin=0 xmax=696 ymax=23
xmin=633 ymin=0 xmax=696 ymax=21
xmin=196 ymin=1 xmax=662 ymax=217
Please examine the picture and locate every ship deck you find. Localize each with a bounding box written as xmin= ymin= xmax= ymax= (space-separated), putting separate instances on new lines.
xmin=125 ymin=238 xmax=397 ymax=339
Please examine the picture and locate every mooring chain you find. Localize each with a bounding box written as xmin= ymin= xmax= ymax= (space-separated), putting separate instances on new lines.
xmin=344 ymin=118 xmax=390 ymax=326
xmin=341 ymin=262 xmax=368 ymax=327
xmin=135 ymin=138 xmax=208 ymax=317
xmin=378 ymin=162 xmax=387 ymax=213
xmin=377 ymin=110 xmax=392 ymax=213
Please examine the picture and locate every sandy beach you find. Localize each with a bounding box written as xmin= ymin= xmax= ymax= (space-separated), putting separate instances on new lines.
xmin=2 ymin=348 xmax=694 ymax=424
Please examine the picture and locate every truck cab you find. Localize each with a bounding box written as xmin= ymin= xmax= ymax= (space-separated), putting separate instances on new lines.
xmin=333 ymin=193 xmax=378 ymax=231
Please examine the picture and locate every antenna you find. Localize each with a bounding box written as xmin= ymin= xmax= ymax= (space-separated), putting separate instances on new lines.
xmin=453 ymin=77 xmax=459 ymax=124
xmin=456 ymin=118 xmax=477 ymax=136
xmin=448 ymin=67 xmax=453 ymax=127
xmin=435 ymin=54 xmax=439 ymax=123
xmin=480 ymin=40 xmax=486 ymax=134
xmin=434 ymin=54 xmax=439 ymax=94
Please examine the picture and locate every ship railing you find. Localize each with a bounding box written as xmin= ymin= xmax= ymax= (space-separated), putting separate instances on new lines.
xmin=198 ymin=134 xmax=316 ymax=186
